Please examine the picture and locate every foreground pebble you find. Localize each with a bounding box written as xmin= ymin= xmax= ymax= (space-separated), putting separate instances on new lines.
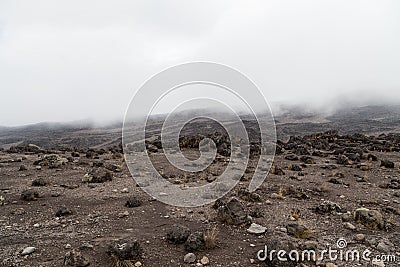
xmin=184 ymin=253 xmax=196 ymax=263
xmin=247 ymin=223 xmax=267 ymax=235
xmin=21 ymin=247 xmax=36 ymax=256
xmin=200 ymin=256 xmax=209 ymax=265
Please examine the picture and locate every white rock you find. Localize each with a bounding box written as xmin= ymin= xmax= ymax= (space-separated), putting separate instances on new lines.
xmin=200 ymin=256 xmax=209 ymax=265
xmin=355 ymin=234 xmax=365 ymax=242
xmin=21 ymin=247 xmax=36 ymax=256
xmin=121 ymin=188 xmax=129 ymax=193
xmin=377 ymin=242 xmax=391 ymax=253
xmin=247 ymin=223 xmax=267 ymax=235
xmin=184 ymin=253 xmax=196 ymax=263
xmin=118 ymin=211 xmax=129 ymax=218
xmin=343 ymin=222 xmax=356 ymax=230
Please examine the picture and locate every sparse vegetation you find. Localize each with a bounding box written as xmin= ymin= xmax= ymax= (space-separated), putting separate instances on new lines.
xmin=2 ymin=114 xmax=400 ymax=266
xmin=204 ymin=226 xmax=218 ymax=250
xmin=277 ymin=185 xmax=286 ymax=200
xmin=110 ymin=254 xmax=135 ymax=267
xmin=291 ymin=208 xmax=301 ymax=221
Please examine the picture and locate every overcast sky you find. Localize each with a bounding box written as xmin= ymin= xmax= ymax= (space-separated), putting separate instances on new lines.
xmin=1 ymin=0 xmax=399 ymax=126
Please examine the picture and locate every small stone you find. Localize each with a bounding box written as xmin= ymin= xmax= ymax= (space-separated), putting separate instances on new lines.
xmin=56 ymin=207 xmax=72 ymax=217
xmin=376 ymin=241 xmax=391 ymax=253
xmin=337 ymin=155 xmax=349 ymax=165
xmin=355 ymin=234 xmax=365 ymax=242
xmin=185 ymin=232 xmax=205 ymax=252
xmin=302 ymin=240 xmax=318 ymax=251
xmin=121 ymin=188 xmax=129 ymax=193
xmin=343 ymin=222 xmax=356 ymax=230
xmin=134 ymin=261 xmax=142 ymax=267
xmin=12 ymin=208 xmax=25 ymax=215
xmin=250 ymin=258 xmax=255 ymax=264
xmin=64 ymin=249 xmax=90 ymax=266
xmin=19 ymin=165 xmax=27 ymax=171
xmin=21 ymin=246 xmax=36 ymax=256
xmin=354 ymin=208 xmax=384 ymax=230
xmin=107 ymin=239 xmax=142 ymax=261
xmin=247 ymin=223 xmax=267 ymax=235
xmin=341 ymin=212 xmax=352 ymax=222
xmin=68 ymin=184 xmax=79 ymax=189
xmin=200 ymin=256 xmax=209 ymax=265
xmin=33 ymin=223 xmax=40 ymax=228
xmin=216 ymin=198 xmax=249 ymax=225
xmin=316 ymin=200 xmax=342 ymax=215
xmin=184 ymin=253 xmax=196 ymax=263
xmin=125 ymin=197 xmax=142 ymax=208
xmin=21 ymin=189 xmax=39 ymax=201
xmin=380 ymin=160 xmax=394 ymax=169
xmin=326 ymin=263 xmax=338 ymax=267
xmin=118 ymin=211 xmax=129 ymax=218
xmin=65 ymin=244 xmax=72 ymax=249
xmin=371 ymin=259 xmax=385 ymax=267
xmin=83 ymin=169 xmax=112 ymax=183
xmin=105 ymin=163 xmax=122 ymax=173
xmin=167 ymin=224 xmax=191 ymax=244
xmin=80 ymin=242 xmax=94 ymax=250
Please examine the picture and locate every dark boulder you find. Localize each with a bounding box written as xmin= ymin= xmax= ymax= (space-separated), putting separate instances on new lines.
xmin=167 ymin=224 xmax=191 ymax=244
xmin=381 ymin=160 xmax=394 ymax=169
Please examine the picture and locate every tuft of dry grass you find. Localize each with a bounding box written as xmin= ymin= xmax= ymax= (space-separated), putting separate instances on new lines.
xmin=277 ymin=185 xmax=286 ymax=200
xmin=291 ymin=209 xmax=301 ymax=221
xmin=204 ymin=226 xmax=218 ymax=249
xmin=293 ymin=229 xmax=315 ymax=239
xmin=110 ymin=255 xmax=135 ymax=267
xmin=320 ymin=183 xmax=328 ymax=193
xmin=386 ymin=215 xmax=398 ymax=227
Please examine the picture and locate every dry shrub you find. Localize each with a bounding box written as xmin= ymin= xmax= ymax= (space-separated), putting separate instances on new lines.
xmin=204 ymin=226 xmax=218 ymax=249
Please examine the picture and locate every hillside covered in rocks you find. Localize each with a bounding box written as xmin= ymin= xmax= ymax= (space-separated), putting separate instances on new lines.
xmin=1 ymin=122 xmax=400 ymax=266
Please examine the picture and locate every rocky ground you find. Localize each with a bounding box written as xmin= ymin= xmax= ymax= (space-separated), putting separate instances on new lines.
xmin=1 ymin=128 xmax=400 ymax=267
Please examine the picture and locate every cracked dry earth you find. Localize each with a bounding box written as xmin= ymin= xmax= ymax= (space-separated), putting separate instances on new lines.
xmin=1 ymin=131 xmax=400 ymax=267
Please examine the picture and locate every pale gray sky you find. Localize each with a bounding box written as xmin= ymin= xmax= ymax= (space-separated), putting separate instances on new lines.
xmin=1 ymin=0 xmax=399 ymax=126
